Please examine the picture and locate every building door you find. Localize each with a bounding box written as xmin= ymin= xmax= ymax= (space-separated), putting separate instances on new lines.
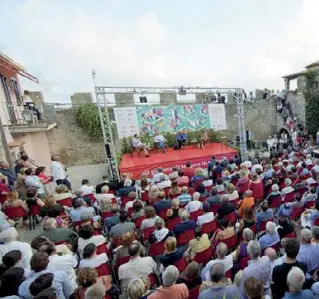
xmin=0 ymin=75 xmax=17 ymax=124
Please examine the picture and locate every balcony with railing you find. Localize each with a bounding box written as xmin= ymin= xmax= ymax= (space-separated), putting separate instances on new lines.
xmin=0 ymin=102 xmax=57 ymax=133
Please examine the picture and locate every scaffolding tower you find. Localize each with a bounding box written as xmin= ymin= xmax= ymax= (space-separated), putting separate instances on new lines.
xmin=92 ymin=82 xmax=247 ymax=180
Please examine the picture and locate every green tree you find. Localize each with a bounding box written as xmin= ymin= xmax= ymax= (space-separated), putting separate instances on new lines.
xmin=304 ymin=70 xmax=319 ymax=135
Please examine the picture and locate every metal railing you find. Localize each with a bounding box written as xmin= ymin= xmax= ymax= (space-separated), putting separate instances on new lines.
xmin=0 ymin=102 xmax=56 ymax=129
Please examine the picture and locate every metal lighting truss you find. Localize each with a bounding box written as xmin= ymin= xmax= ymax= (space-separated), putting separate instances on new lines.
xmin=93 ymin=84 xmax=247 ymax=180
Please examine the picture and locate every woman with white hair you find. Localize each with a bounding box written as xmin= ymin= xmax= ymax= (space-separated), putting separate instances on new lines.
xmin=149 ymin=217 xmax=173 ymax=244
xmin=185 ymin=192 xmax=202 ymax=214
xmin=285 ymin=267 xmax=314 ymax=298
xmin=148 ymin=265 xmax=188 ymax=299
xmin=234 ymin=228 xmax=254 ymax=265
xmin=0 ymin=227 xmax=32 ymax=268
xmin=265 ymin=183 xmax=281 ymax=207
xmin=281 ymin=178 xmax=294 ymax=200
xmin=258 ymin=221 xmax=280 ymax=250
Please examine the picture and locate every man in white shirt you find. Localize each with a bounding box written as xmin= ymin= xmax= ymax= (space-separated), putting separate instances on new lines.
xmin=154 ymin=132 xmax=166 ymax=153
xmin=271 ymin=135 xmax=278 ymax=151
xmin=132 ymin=134 xmax=150 ymax=156
xmin=251 ymin=159 xmax=263 ymax=174
xmin=312 ymin=159 xmax=319 ymax=173
xmin=118 ymin=242 xmax=157 ymax=296
xmin=152 ymin=168 xmax=168 ymax=183
xmin=0 ymin=227 xmax=33 ymax=269
xmin=305 ymin=154 xmax=313 ymax=166
xmin=157 ymin=175 xmax=172 ymax=189
xmin=197 ymin=202 xmax=214 ymax=226
xmin=185 ymin=192 xmax=202 ymax=214
xmin=51 ymin=155 xmax=72 ymax=190
xmin=201 ymin=242 xmax=233 ymax=280
xmin=267 ymin=136 xmax=273 ymax=152
xmin=39 ymin=242 xmax=78 ymax=290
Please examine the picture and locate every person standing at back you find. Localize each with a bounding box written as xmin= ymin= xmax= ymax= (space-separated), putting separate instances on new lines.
xmin=51 ymin=155 xmax=71 ymax=190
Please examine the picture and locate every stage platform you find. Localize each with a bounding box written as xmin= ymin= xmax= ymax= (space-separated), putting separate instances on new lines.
xmin=119 ymin=143 xmax=238 ymax=179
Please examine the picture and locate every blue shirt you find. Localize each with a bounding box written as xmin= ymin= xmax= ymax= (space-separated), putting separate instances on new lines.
xmin=309 ymin=210 xmax=319 ymax=225
xmin=256 ymin=209 xmax=273 ymax=229
xmin=70 ymin=206 xmax=95 ymax=222
xmin=154 ymin=200 xmax=171 ymax=214
xmin=178 ymin=193 xmax=192 ymax=204
xmin=258 ymin=232 xmax=280 ymax=250
xmin=0 ymin=168 xmax=16 ymax=186
xmin=118 ymin=186 xmax=135 ymax=197
xmin=19 ymin=270 xmax=73 ymax=299
xmin=283 ymin=290 xmax=314 ymax=299
xmin=199 ymin=285 xmax=239 ymax=299
xmin=104 ymin=214 xmax=119 ymax=231
xmin=297 ymin=243 xmax=319 ymax=273
xmin=173 ymin=220 xmax=196 ymax=236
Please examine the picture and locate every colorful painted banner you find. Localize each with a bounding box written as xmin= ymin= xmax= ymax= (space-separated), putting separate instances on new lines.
xmin=136 ymin=104 xmax=211 ymax=135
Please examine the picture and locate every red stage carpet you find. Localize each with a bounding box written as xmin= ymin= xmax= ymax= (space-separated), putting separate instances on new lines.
xmin=119 ymin=143 xmax=238 ymax=179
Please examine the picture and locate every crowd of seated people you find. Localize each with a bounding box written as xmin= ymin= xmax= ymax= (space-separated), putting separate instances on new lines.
xmin=2 ymin=143 xmax=319 ymax=298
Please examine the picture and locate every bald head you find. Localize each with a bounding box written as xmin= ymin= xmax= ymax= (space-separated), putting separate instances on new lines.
xmin=216 ymin=242 xmax=228 ymax=259
xmin=264 ymin=247 xmax=277 ymax=261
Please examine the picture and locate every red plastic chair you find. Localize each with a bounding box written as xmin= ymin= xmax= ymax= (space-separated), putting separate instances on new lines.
xmin=158 ymin=208 xmax=170 ymax=220
xmin=173 ymin=256 xmax=188 ymax=272
xmin=167 ymin=217 xmax=181 ymax=230
xmin=188 ymin=285 xmax=200 ymax=299
xmin=201 ymin=220 xmax=217 ymax=235
xmin=128 ymin=207 xmax=134 ymax=217
xmin=177 ymin=229 xmax=195 ymax=246
xmin=95 ymin=263 xmax=111 ymax=276
xmin=225 ymin=269 xmax=232 ymax=278
xmin=304 ymin=201 xmax=315 ymax=209
xmin=210 ymin=204 xmax=221 ymax=214
xmin=135 ymin=215 xmax=146 ymax=229
xmin=199 ymin=195 xmax=209 ymax=203
xmin=193 ymin=246 xmax=214 ymax=265
xmin=220 ymin=234 xmax=237 ymax=250
xmin=190 ymin=209 xmax=204 ymax=221
xmin=30 ymin=204 xmax=41 ymax=215
xmin=236 ymin=179 xmax=250 ymax=194
xmin=314 ymin=217 xmax=319 ymax=226
xmin=290 ymin=207 xmax=304 ymax=219
xmin=258 ymin=218 xmax=273 ymax=232
xmin=143 ymin=226 xmax=155 ymax=241
xmin=53 ymin=240 xmax=70 ymax=246
xmin=96 ymin=243 xmax=109 ymax=255
xmin=224 ymin=212 xmax=236 ymax=225
xmin=269 ymin=196 xmax=282 ymax=209
xmin=141 ymin=191 xmax=149 ymax=203
xmin=58 ymin=197 xmax=73 ymax=208
xmin=116 ymin=256 xmax=130 ymax=270
xmin=298 ymin=188 xmax=309 ymax=195
xmin=284 ymin=192 xmax=295 ymax=203
xmin=3 ymin=206 xmax=27 ymax=220
xmin=148 ymin=273 xmax=159 ymax=288
xmin=149 ymin=240 xmax=166 ymax=257
xmin=85 ymin=193 xmax=96 ymax=204
xmin=249 ymin=182 xmax=264 ymax=200
xmin=239 ymin=256 xmax=250 ymax=270
xmin=285 ymin=231 xmax=297 ymax=238
xmin=162 ymin=187 xmax=170 ymax=198
xmin=101 ymin=211 xmax=113 ymax=223
xmin=121 ymin=196 xmax=131 ymax=207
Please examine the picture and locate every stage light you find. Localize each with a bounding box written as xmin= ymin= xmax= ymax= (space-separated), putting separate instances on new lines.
xmin=139 ymin=96 xmax=147 ymax=103
xmin=179 ymin=86 xmax=187 ymax=95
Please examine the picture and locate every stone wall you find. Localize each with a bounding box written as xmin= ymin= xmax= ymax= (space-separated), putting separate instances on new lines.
xmin=71 ymin=93 xmax=93 ymax=107
xmin=220 ymin=98 xmax=277 ymax=142
xmin=46 ymin=108 xmax=106 ymax=165
xmin=285 ymin=91 xmax=306 ymax=124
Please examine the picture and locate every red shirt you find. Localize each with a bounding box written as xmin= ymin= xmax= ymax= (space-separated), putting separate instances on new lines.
xmin=0 ymin=182 xmax=10 ymax=204
xmin=38 ymin=173 xmax=51 ymax=184
xmin=183 ymin=167 xmax=195 ymax=180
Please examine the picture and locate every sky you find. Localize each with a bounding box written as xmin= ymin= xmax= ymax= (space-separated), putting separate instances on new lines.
xmin=1 ymin=0 xmax=319 ymax=104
